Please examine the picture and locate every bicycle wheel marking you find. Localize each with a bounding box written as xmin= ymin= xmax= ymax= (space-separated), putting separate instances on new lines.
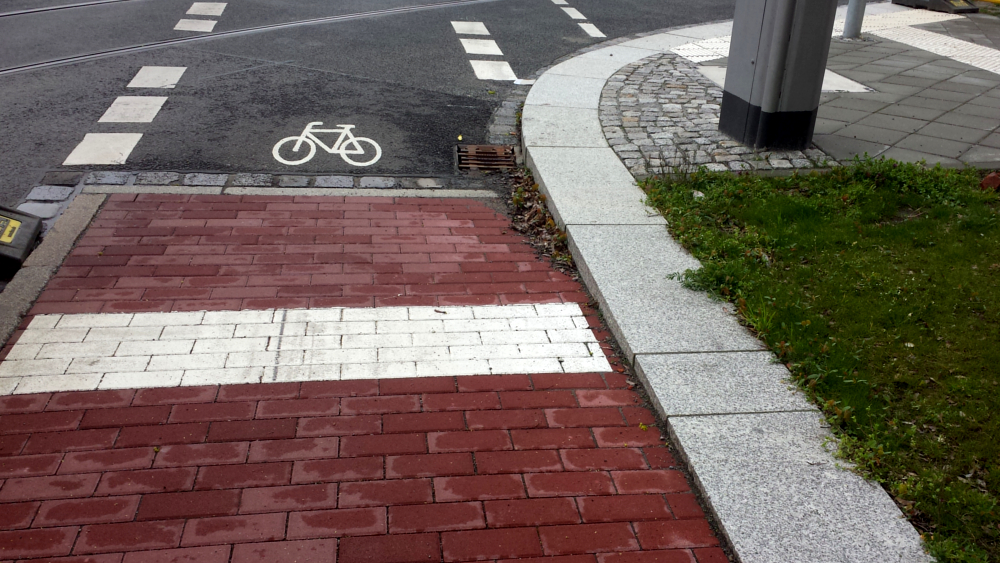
xmin=272 ymin=122 xmax=383 ymax=167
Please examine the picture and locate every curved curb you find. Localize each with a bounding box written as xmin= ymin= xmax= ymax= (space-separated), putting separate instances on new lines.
xmin=522 ymin=18 xmax=933 ymax=563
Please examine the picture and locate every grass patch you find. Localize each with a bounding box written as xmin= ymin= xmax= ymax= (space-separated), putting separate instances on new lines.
xmin=642 ymin=160 xmax=999 ymax=562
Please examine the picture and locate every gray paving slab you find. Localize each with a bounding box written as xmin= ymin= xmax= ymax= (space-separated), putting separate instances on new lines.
xmin=567 ymin=224 xmax=764 ymax=360
xmin=85 ymin=171 xmax=130 ymax=185
xmin=231 ymin=173 xmax=273 ymax=187
xmin=934 ymin=80 xmax=994 ymax=95
xmin=879 ymin=146 xmax=963 ymax=167
xmin=917 ymin=122 xmax=990 ymax=144
xmin=26 ymin=186 xmax=74 ymax=202
xmin=40 ymin=171 xmax=82 ymax=186
xmin=635 ymin=351 xmax=812 ymax=417
xmin=667 ymin=21 xmax=733 ymax=39
xmin=525 ymin=147 xmax=665 ymax=227
xmin=278 ymin=175 xmax=310 ymax=187
xmin=16 ymin=202 xmax=60 ymax=219
xmin=896 ymin=134 xmax=971 ymax=158
xmin=183 ymin=173 xmax=227 ymax=186
xmin=981 ymin=132 xmax=1000 ymax=148
xmin=966 ymin=94 xmax=1000 ymax=108
xmin=954 ymin=103 xmax=1000 ymax=120
xmin=934 ymin=111 xmax=1000 ymax=132
xmin=358 ymin=177 xmax=397 ymax=188
xmin=835 ymin=123 xmax=910 ymax=145
xmin=314 ymin=175 xmax=354 ymax=188
xmin=82 ymin=185 xmax=224 ymax=195
xmin=960 ymin=145 xmax=1000 ymax=164
xmin=877 ymin=103 xmax=946 ymax=121
xmin=854 ymin=113 xmax=928 ymax=134
xmin=524 ymin=74 xmax=605 ymax=109
xmin=816 ymin=105 xmax=870 ymax=124
xmin=619 ymin=33 xmax=697 ymax=53
xmin=880 ymin=75 xmax=940 ymax=88
xmin=914 ymin=88 xmax=979 ymax=103
xmin=521 ymin=107 xmax=607 ymax=148
xmin=135 ymin=172 xmax=181 ymax=185
xmin=811 ymin=135 xmax=889 ymax=160
xmin=897 ymin=95 xmax=964 ymax=111
xmin=868 ymin=82 xmax=923 ymax=96
xmin=813 ymin=118 xmax=848 ymax=135
xmin=670 ymin=412 xmax=933 ymax=563
xmin=824 ymin=97 xmax=892 ymax=113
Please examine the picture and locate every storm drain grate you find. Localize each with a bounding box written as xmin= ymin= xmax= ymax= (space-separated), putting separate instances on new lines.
xmin=456 ymin=145 xmax=516 ymax=170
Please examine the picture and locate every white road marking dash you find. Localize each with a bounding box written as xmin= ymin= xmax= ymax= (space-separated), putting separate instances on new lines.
xmin=174 ymin=18 xmax=217 ymax=32
xmin=469 ymin=60 xmax=518 ymax=81
xmin=561 ymin=7 xmax=586 ymax=19
xmin=579 ymin=23 xmax=605 ymax=38
xmin=460 ymin=38 xmax=503 ymax=56
xmin=62 ymin=133 xmax=143 ymax=166
xmin=128 ymin=66 xmax=187 ymax=88
xmin=451 ymin=21 xmax=490 ymax=35
xmin=98 ymin=96 xmax=168 ymax=123
xmin=187 ymin=2 xmax=226 ymax=16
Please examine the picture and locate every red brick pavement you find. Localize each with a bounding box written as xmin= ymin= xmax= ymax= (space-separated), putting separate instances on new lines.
xmin=0 ymin=376 xmax=725 ymax=562
xmin=32 ymin=195 xmax=584 ymax=316
xmin=0 ymin=194 xmax=726 ymax=561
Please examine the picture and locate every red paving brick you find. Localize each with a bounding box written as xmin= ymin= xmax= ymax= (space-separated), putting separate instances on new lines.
xmin=0 ymin=195 xmax=723 ymax=562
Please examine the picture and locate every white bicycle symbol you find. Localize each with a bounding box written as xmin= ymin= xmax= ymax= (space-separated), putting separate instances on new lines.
xmin=272 ymin=122 xmax=382 ymax=166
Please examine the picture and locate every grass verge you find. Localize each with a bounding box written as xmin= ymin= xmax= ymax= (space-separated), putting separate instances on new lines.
xmin=642 ymin=160 xmax=999 ymax=562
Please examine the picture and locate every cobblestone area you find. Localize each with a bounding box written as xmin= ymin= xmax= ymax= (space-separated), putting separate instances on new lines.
xmin=600 ymin=53 xmax=835 ymax=177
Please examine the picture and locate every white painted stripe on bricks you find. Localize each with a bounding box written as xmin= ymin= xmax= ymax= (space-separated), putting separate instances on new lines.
xmin=174 ymin=18 xmax=217 ymax=32
xmin=872 ymin=26 xmax=1000 ymax=76
xmin=578 ymin=23 xmax=605 ymax=38
xmin=187 ymin=2 xmax=226 ymax=16
xmin=62 ymin=133 xmax=143 ymax=165
xmin=128 ymin=66 xmax=187 ymax=88
xmin=561 ymin=7 xmax=585 ymax=19
xmin=0 ymin=304 xmax=612 ymax=394
xmin=98 ymin=96 xmax=168 ymax=123
xmin=469 ymin=60 xmax=518 ymax=81
xmin=451 ymin=21 xmax=489 ymax=35
xmin=460 ymin=38 xmax=503 ymax=56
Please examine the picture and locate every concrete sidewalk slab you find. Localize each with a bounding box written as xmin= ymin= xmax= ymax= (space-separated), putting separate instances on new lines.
xmin=568 ymin=225 xmax=763 ymax=359
xmin=635 ymin=352 xmax=813 ymax=417
xmin=526 ymin=148 xmax=665 ymax=227
xmin=671 ymin=412 xmax=932 ymax=563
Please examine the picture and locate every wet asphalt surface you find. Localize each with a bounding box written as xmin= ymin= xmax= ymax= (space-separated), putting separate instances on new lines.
xmin=0 ymin=0 xmax=738 ymax=206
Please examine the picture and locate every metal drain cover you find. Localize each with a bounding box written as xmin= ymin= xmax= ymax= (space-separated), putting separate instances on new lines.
xmin=456 ymin=145 xmax=516 ymax=170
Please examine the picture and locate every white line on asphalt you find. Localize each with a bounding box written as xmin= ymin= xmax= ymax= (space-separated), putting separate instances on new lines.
xmin=97 ymin=96 xmax=168 ymax=123
xmin=578 ymin=22 xmax=605 ymax=38
xmin=174 ymin=18 xmax=217 ymax=32
xmin=127 ymin=66 xmax=187 ymax=88
xmin=450 ymin=20 xmax=489 ymax=35
xmin=187 ymin=2 xmax=226 ymax=16
xmin=550 ymin=0 xmax=568 ymax=4
xmin=561 ymin=7 xmax=585 ymax=19
xmin=469 ymin=60 xmax=518 ymax=80
xmin=62 ymin=133 xmax=143 ymax=165
xmin=459 ymin=38 xmax=503 ymax=55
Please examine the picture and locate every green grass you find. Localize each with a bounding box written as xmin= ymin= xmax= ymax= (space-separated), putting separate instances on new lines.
xmin=642 ymin=160 xmax=1000 ymax=562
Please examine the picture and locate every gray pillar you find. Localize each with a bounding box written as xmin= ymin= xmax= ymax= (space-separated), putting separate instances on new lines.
xmin=718 ymin=0 xmax=838 ymax=150
xmin=843 ymin=0 xmax=867 ymax=39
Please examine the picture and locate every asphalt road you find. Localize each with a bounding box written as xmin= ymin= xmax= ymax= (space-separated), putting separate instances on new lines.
xmin=0 ymin=0 xmax=738 ymax=206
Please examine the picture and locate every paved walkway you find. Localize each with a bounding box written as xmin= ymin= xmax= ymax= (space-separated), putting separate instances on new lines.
xmin=0 ymin=194 xmax=724 ymax=562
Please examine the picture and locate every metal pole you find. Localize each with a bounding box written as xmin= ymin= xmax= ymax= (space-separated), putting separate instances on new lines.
xmin=843 ymin=0 xmax=866 ymax=39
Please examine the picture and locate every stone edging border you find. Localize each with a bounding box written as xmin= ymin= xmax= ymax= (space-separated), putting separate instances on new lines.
xmin=521 ymin=20 xmax=934 ymax=563
xmin=0 ymin=194 xmax=106 ymax=348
